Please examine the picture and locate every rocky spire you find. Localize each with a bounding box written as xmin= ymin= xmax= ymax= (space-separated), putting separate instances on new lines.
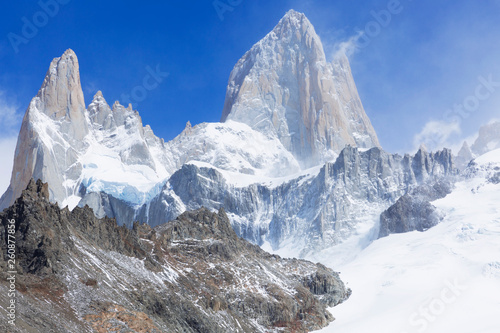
xmin=35 ymin=48 xmax=88 ymax=140
xmin=455 ymin=140 xmax=475 ymax=170
xmin=220 ymin=10 xmax=379 ymax=167
xmin=88 ymin=90 xmax=114 ymax=130
xmin=0 ymin=49 xmax=88 ymax=210
xmin=458 ymin=141 xmax=473 ymax=161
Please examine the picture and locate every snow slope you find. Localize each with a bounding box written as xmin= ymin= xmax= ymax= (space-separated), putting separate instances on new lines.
xmin=314 ymin=149 xmax=500 ymax=333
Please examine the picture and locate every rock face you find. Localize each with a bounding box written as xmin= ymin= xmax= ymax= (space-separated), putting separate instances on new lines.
xmin=0 ymin=180 xmax=350 ymax=333
xmin=36 ymin=49 xmax=88 ymax=138
xmin=221 ymin=10 xmax=379 ymax=167
xmin=0 ymin=49 xmax=88 ymax=210
xmin=132 ymin=146 xmax=457 ymax=256
xmin=378 ymin=179 xmax=454 ymax=238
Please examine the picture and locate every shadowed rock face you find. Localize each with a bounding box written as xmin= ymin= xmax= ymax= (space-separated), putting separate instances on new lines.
xmin=379 ymin=195 xmax=441 ymax=237
xmin=0 ymin=180 xmax=350 ymax=333
xmin=378 ymin=180 xmax=454 ymax=238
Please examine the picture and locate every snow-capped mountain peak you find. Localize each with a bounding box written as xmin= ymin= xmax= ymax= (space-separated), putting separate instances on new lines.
xmin=0 ymin=44 xmax=304 ymax=211
xmin=221 ymin=10 xmax=379 ymax=168
xmin=270 ymin=9 xmax=323 ymax=58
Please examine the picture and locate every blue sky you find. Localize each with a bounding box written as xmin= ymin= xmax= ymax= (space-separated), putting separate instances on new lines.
xmin=1 ymin=0 xmax=500 ymax=188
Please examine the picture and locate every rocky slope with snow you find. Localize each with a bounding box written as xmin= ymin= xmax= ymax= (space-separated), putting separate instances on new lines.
xmin=0 ymin=180 xmax=349 ymax=333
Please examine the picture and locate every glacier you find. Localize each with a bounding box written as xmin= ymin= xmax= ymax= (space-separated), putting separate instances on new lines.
xmin=315 ymin=148 xmax=500 ymax=333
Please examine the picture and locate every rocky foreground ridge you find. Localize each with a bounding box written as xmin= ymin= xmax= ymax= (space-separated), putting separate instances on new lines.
xmin=0 ymin=180 xmax=350 ymax=333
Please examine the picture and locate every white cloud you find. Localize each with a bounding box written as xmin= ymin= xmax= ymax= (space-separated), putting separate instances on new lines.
xmin=0 ymin=91 xmax=21 ymax=196
xmin=412 ymin=120 xmax=462 ymax=153
xmin=0 ymin=136 xmax=17 ymax=195
xmin=331 ymin=31 xmax=364 ymax=59
xmin=0 ymin=91 xmax=22 ymax=137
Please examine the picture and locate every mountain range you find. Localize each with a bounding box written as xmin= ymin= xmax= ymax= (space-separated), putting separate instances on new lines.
xmin=1 ymin=9 xmax=500 ymax=333
xmin=0 ymin=10 xmax=460 ymax=258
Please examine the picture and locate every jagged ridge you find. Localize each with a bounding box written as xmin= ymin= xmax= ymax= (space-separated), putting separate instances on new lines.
xmin=0 ymin=179 xmax=350 ymax=333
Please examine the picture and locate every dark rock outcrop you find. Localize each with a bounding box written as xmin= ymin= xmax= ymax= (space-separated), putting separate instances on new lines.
xmin=489 ymin=171 xmax=500 ymax=184
xmin=378 ymin=179 xmax=454 ymax=238
xmin=0 ymin=180 xmax=349 ymax=333
xmin=378 ymin=195 xmax=441 ymax=238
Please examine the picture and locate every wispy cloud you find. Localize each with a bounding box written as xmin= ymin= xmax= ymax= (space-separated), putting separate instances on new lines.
xmin=412 ymin=120 xmax=461 ymax=152
xmin=0 ymin=91 xmax=22 ymax=137
xmin=331 ymin=31 xmax=364 ymax=59
xmin=0 ymin=136 xmax=17 ymax=194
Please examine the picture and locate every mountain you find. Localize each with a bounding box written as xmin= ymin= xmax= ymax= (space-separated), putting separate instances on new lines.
xmin=0 ymin=49 xmax=88 ymax=210
xmin=0 ymin=11 xmax=456 ymax=260
xmin=132 ymin=146 xmax=456 ymax=258
xmin=0 ymin=180 xmax=349 ymax=333
xmin=2 ymin=9 xmax=489 ymax=333
xmin=0 ymin=50 xmax=299 ymax=211
xmin=0 ymin=48 xmax=172 ymax=211
xmin=221 ymin=10 xmax=379 ymax=167
xmin=455 ymin=120 xmax=500 ymax=169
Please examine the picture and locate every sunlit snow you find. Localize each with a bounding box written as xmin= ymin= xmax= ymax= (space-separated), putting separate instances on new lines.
xmin=314 ymin=149 xmax=500 ymax=333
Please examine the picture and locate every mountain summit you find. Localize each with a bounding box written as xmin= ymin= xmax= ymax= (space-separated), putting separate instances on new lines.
xmin=36 ymin=48 xmax=87 ymax=139
xmin=221 ymin=10 xmax=379 ymax=167
xmin=0 ymin=49 xmax=89 ymax=209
